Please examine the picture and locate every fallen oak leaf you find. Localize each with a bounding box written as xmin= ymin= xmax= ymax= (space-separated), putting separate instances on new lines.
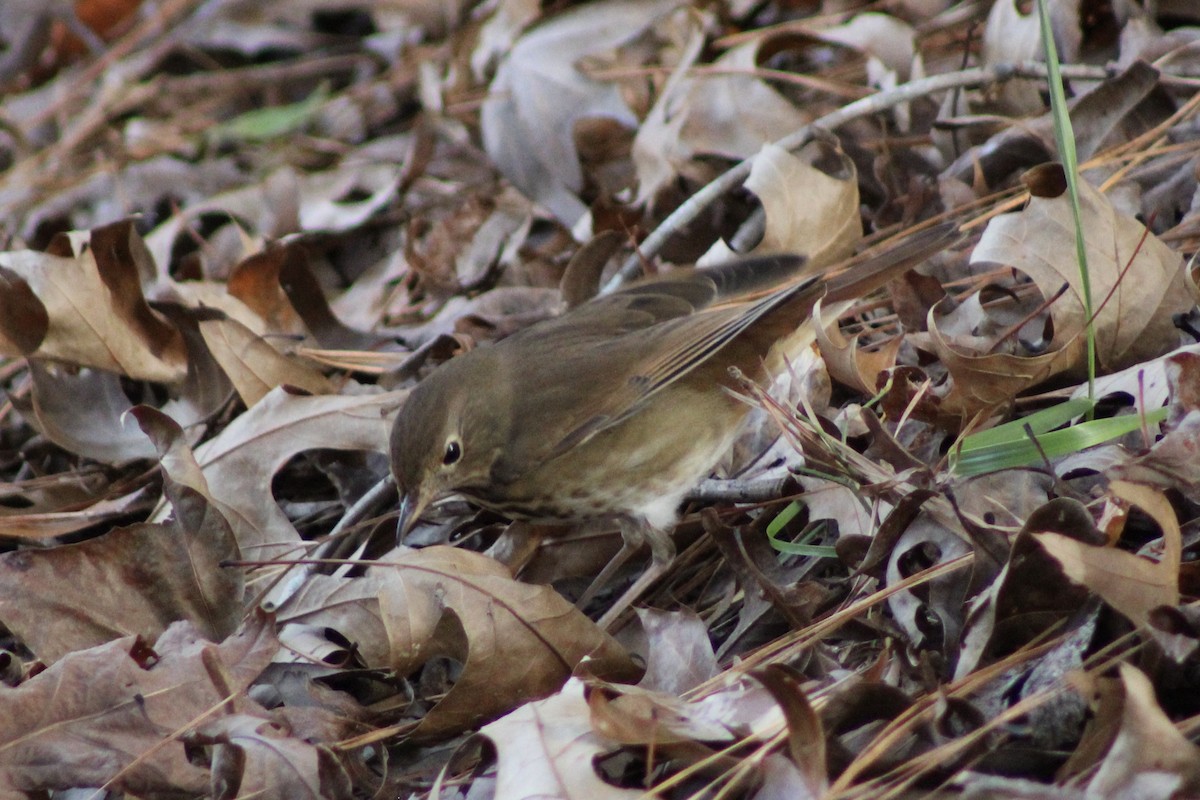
xmin=0 ymin=220 xmax=188 ymax=382
xmin=926 ymin=311 xmax=1076 ymax=417
xmin=481 ymin=0 xmax=680 ymax=228
xmin=0 ymin=614 xmax=277 ymax=797
xmin=1033 ymin=481 xmax=1179 ymax=628
xmin=480 ymin=679 xmax=644 ymax=800
xmin=1084 ymin=664 xmax=1200 ymax=797
xmin=16 ymin=360 xmax=157 ymax=463
xmin=189 ymin=710 xmax=361 ymax=800
xmin=971 ymin=168 xmax=1189 ymax=373
xmin=276 ymin=546 xmax=637 ymax=740
xmin=0 ymin=407 xmax=241 ymax=662
xmin=374 ymin=546 xmax=638 ymax=740
xmin=199 ymin=313 xmax=334 ymax=406
xmin=158 ymin=387 xmax=398 ymax=561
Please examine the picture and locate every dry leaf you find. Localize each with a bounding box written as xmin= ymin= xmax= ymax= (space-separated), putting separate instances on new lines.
xmin=1085 ymin=664 xmax=1200 ymax=799
xmin=0 ymin=407 xmax=242 ymax=662
xmin=278 ymin=545 xmax=636 ymax=739
xmin=0 ymin=615 xmax=277 ymax=797
xmin=480 ymin=679 xmax=644 ymax=800
xmin=200 ymin=315 xmax=334 ymax=406
xmin=971 ymin=174 xmax=1189 ymax=373
xmin=0 ymin=488 xmax=149 ymax=541
xmin=701 ymin=142 xmax=861 ymax=267
xmin=16 ymin=360 xmax=157 ymax=463
xmin=634 ymin=33 xmax=810 ymax=207
xmin=481 ymin=0 xmax=680 ymax=227
xmin=632 ymin=607 xmax=718 ymax=695
xmin=928 ymin=317 xmax=1075 ymax=416
xmin=167 ymin=388 xmax=398 ymax=560
xmin=374 ymin=547 xmax=636 ymax=738
xmin=190 ymin=711 xmax=359 ymax=800
xmin=819 ymin=13 xmax=916 ymax=80
xmin=1033 ymin=481 xmax=1179 ymax=628
xmin=983 ymin=0 xmax=1082 ymax=114
xmin=814 ymin=306 xmax=905 ymax=395
xmin=0 ymin=221 xmax=187 ymax=382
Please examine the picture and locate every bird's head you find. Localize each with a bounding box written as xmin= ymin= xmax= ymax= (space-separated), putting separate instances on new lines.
xmin=389 ymin=351 xmax=505 ymax=537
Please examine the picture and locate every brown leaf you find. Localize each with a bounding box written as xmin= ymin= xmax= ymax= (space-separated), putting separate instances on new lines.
xmin=0 ymin=488 xmax=148 ymax=541
xmin=750 ymin=141 xmax=861 ymax=266
xmin=755 ymin=665 xmax=827 ymax=798
xmin=632 ymin=608 xmax=718 ymax=695
xmin=0 ymin=222 xmax=187 ymax=381
xmin=16 ymin=360 xmax=157 ymax=463
xmin=634 ymin=33 xmax=810 ymax=208
xmin=588 ymin=682 xmax=733 ymax=745
xmin=0 ymin=407 xmax=242 ymax=662
xmin=814 ymin=301 xmax=905 ymax=395
xmin=0 ymin=615 xmax=277 ymax=796
xmin=971 ymin=174 xmax=1189 ymax=373
xmin=562 ymin=230 xmax=625 ymax=309
xmin=701 ymin=141 xmax=861 ymax=267
xmin=199 ymin=315 xmax=335 ymax=406
xmin=0 ymin=265 xmax=48 ymax=352
xmin=954 ymin=497 xmax=1094 ymax=679
xmin=276 ymin=572 xmax=392 ymax=669
xmin=926 ymin=297 xmax=1078 ymax=417
xmin=174 ymin=388 xmax=396 ymax=561
xmin=481 ymin=0 xmax=679 ymax=226
xmin=373 ymin=547 xmax=636 ymax=739
xmin=480 ymin=679 xmax=644 ymax=799
xmin=190 ymin=711 xmax=359 ymax=800
xmin=226 ymin=245 xmax=309 ymax=335
xmin=1033 ymin=481 xmax=1179 ymax=628
xmin=1085 ymin=664 xmax=1200 ymax=798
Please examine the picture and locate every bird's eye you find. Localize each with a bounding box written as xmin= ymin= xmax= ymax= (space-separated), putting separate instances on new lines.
xmin=442 ymin=439 xmax=462 ymax=465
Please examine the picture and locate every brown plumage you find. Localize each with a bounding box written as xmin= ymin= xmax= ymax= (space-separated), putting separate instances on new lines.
xmin=390 ymin=224 xmax=957 ymax=626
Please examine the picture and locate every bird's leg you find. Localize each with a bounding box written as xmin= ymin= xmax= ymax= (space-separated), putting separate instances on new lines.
xmin=574 ymin=529 xmax=636 ymax=613
xmin=594 ymin=520 xmax=675 ymax=631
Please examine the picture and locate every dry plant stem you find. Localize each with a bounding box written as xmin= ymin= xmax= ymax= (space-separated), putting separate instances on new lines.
xmin=587 ymin=63 xmax=872 ymax=100
xmin=648 ymin=729 xmax=767 ymax=799
xmin=260 ymin=474 xmax=397 ymax=613
xmin=87 ymin=683 xmax=243 ymax=800
xmin=26 ymin=0 xmax=201 ymax=130
xmin=1095 ymin=79 xmax=1200 ymax=185
xmin=610 ymin=61 xmax=1120 ymax=289
xmin=837 ymin=677 xmax=1065 ymax=799
xmin=831 ymin=629 xmax=1070 ymax=796
xmin=839 ymin=627 xmax=1150 ymax=798
xmin=984 ymin=281 xmax=1069 ymax=354
xmin=687 ymin=554 xmax=975 ymax=697
xmin=688 ymin=476 xmax=792 ymax=503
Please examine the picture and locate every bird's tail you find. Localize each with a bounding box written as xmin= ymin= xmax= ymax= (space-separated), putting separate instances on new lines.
xmin=824 ymin=222 xmax=961 ymax=303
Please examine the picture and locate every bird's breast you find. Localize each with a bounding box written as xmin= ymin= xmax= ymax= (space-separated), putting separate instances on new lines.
xmin=472 ymin=384 xmax=749 ymax=529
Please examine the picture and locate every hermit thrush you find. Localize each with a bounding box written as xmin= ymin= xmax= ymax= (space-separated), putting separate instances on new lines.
xmin=390 ymin=224 xmax=957 ymax=626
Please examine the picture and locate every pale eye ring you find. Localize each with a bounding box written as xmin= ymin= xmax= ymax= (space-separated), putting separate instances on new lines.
xmin=442 ymin=439 xmax=462 ymax=465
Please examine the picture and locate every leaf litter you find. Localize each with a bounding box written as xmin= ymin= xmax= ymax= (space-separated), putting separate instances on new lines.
xmin=2 ymin=0 xmax=1200 ymax=798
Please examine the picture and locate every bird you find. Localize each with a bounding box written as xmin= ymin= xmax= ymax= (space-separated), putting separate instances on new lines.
xmin=389 ymin=224 xmax=957 ymax=628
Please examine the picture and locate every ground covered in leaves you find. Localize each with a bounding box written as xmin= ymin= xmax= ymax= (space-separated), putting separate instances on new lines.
xmin=2 ymin=0 xmax=1200 ymax=798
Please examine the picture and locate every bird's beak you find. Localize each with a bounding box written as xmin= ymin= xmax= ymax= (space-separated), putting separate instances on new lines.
xmin=396 ymin=489 xmax=431 ymax=542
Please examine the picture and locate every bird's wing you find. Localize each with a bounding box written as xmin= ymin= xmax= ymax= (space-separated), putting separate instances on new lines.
xmin=488 ymin=259 xmax=814 ymax=483
xmin=491 ymin=224 xmax=958 ymax=482
xmin=540 ymin=279 xmax=824 ymax=456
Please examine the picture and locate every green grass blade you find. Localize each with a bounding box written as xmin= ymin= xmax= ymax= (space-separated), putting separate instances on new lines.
xmin=952 ymin=406 xmax=1167 ymax=476
xmin=765 ymin=504 xmax=839 ymax=557
xmin=957 ymin=398 xmax=1095 ymax=450
xmin=1035 ymin=0 xmax=1096 ymax=403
